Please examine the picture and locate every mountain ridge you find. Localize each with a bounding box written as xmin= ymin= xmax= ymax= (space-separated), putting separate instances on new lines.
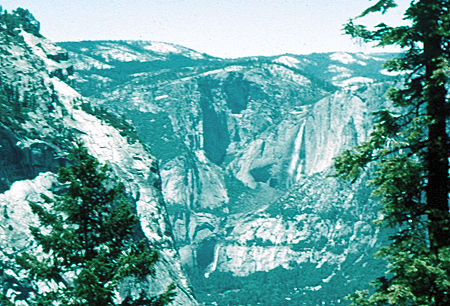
xmin=0 ymin=14 xmax=197 ymax=305
xmin=63 ymin=39 xmax=397 ymax=304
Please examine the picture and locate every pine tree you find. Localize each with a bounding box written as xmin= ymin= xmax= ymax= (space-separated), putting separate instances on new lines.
xmin=334 ymin=0 xmax=449 ymax=305
xmin=10 ymin=141 xmax=175 ymax=305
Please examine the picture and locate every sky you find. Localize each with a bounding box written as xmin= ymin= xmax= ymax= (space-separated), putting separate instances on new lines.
xmin=1 ymin=0 xmax=410 ymax=58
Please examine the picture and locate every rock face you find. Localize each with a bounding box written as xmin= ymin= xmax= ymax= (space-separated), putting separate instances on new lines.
xmin=61 ymin=40 xmax=397 ymax=303
xmin=0 ymin=16 xmax=196 ymax=305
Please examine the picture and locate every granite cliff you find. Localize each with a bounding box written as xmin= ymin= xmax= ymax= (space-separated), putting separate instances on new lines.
xmin=61 ymin=40 xmax=398 ymax=303
xmin=0 ymin=10 xmax=196 ymax=305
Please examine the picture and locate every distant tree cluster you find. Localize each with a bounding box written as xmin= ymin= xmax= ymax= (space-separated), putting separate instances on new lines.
xmin=79 ymin=101 xmax=141 ymax=145
xmin=0 ymin=81 xmax=36 ymax=126
xmin=0 ymin=74 xmax=72 ymax=136
xmin=187 ymin=257 xmax=381 ymax=306
xmin=0 ymin=7 xmax=40 ymax=38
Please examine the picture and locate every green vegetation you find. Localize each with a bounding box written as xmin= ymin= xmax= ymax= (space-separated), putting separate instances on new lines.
xmin=0 ymin=83 xmax=28 ymax=124
xmin=187 ymin=257 xmax=382 ymax=305
xmin=59 ymin=40 xmax=223 ymax=96
xmin=126 ymin=110 xmax=185 ymax=162
xmin=80 ymin=101 xmax=140 ymax=144
xmin=3 ymin=142 xmax=175 ymax=305
xmin=334 ymin=0 xmax=449 ymax=304
xmin=222 ymin=173 xmax=253 ymax=213
xmin=0 ymin=7 xmax=40 ymax=39
xmin=0 ymin=82 xmax=38 ymax=132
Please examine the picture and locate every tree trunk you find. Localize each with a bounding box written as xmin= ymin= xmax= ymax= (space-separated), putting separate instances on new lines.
xmin=423 ymin=1 xmax=449 ymax=254
xmin=422 ymin=2 xmax=450 ymax=304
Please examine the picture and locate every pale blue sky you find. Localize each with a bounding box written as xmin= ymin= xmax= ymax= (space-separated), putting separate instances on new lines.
xmin=1 ymin=0 xmax=409 ymax=58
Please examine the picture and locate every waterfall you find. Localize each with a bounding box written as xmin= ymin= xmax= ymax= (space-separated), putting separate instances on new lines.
xmin=204 ymin=244 xmax=221 ymax=278
xmin=288 ymin=120 xmax=306 ymax=180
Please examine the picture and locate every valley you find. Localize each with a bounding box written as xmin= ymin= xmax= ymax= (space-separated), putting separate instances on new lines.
xmin=60 ymin=40 xmax=398 ymax=304
xmin=2 ymin=2 xmax=449 ymax=304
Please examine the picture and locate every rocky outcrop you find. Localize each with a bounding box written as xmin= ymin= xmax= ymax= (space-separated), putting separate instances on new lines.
xmin=209 ymin=173 xmax=384 ymax=275
xmin=198 ymin=78 xmax=231 ymax=165
xmin=0 ymin=21 xmax=196 ymax=305
xmin=0 ymin=123 xmax=64 ymax=193
xmin=63 ymin=40 xmax=397 ymax=303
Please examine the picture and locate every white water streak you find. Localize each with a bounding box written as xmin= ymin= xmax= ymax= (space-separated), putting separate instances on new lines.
xmin=288 ymin=121 xmax=306 ymax=177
